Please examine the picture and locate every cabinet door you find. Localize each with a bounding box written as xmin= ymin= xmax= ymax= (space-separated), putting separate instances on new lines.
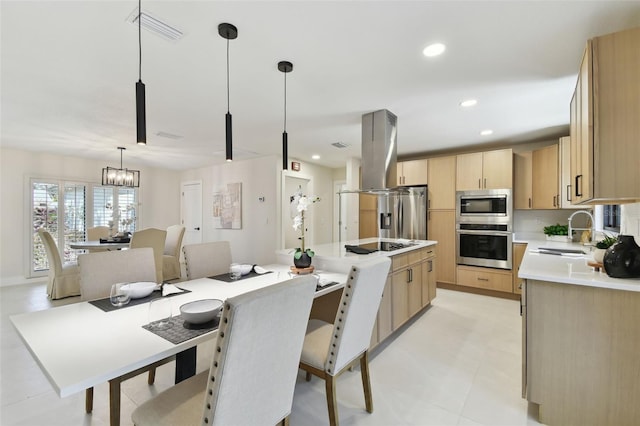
xmin=408 ymin=265 xmax=422 ymax=317
xmin=532 ymin=144 xmax=559 ymax=209
xmin=377 ymin=275 xmax=393 ymax=342
xmin=483 ymin=149 xmax=513 ymax=189
xmin=421 ymin=256 xmax=436 ymax=306
xmin=391 ymin=269 xmax=410 ymax=329
xmin=428 ymin=156 xmax=456 ymax=209
xmin=577 ymin=44 xmax=593 ymax=202
xmin=559 ymin=137 xmax=581 ymax=209
xmin=512 ymin=243 xmax=527 ymax=294
xmin=427 ymin=210 xmax=456 ymax=284
xmin=456 ymin=152 xmax=483 ymax=190
xmin=514 ymin=152 xmax=532 ymax=209
xmin=401 ymin=159 xmax=428 ymax=186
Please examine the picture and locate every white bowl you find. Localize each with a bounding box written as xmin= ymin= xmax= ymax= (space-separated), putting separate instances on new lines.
xmin=230 ymin=263 xmax=253 ymax=276
xmin=180 ymin=299 xmax=223 ymax=324
xmin=121 ymin=282 xmax=157 ymax=299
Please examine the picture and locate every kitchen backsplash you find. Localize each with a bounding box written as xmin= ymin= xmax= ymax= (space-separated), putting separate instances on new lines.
xmin=513 ymin=209 xmax=590 ymax=234
xmin=621 ymin=202 xmax=640 ymax=243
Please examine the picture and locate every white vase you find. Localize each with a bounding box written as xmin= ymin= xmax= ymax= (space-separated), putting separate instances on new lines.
xmin=593 ymin=248 xmax=606 ymax=263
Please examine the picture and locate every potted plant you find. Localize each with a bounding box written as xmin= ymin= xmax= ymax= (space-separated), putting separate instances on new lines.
xmin=543 ymin=223 xmax=570 ymax=242
xmin=291 ymin=189 xmax=320 ymax=269
xmin=593 ymin=233 xmax=617 ymax=263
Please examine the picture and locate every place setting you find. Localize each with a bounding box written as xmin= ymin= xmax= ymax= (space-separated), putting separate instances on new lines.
xmin=208 ymin=263 xmax=272 ymax=282
xmin=89 ymin=282 xmax=191 ymax=312
xmin=143 ymin=298 xmax=223 ymax=345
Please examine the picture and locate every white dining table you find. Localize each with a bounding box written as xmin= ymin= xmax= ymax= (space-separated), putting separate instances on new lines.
xmin=10 ymin=264 xmax=346 ymax=426
xmin=69 ymin=240 xmax=130 ymax=250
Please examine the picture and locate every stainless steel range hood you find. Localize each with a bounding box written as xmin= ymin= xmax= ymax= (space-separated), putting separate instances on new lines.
xmin=361 ymin=109 xmax=398 ymax=191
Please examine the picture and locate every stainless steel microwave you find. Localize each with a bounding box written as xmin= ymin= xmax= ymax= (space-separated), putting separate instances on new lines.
xmin=456 ymin=189 xmax=512 ymax=228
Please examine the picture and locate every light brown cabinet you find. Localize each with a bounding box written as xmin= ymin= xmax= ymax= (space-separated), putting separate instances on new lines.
xmin=391 ymin=252 xmax=423 ymax=329
xmin=570 ymin=26 xmax=640 ymax=204
xmin=456 ymin=265 xmax=512 ymax=293
xmin=427 ymin=156 xmax=456 ymax=209
xmin=512 ymin=243 xmax=527 ymax=294
xmin=427 ymin=210 xmax=456 ymax=285
xmin=421 ymin=248 xmax=437 ymax=305
xmin=558 ymin=136 xmax=581 ymax=209
xmin=456 ymin=148 xmax=513 ymax=190
xmin=514 ymin=152 xmax=533 ymax=209
xmin=532 ymin=144 xmax=559 ymax=209
xmin=397 ymin=159 xmax=428 ymax=186
xmin=358 ymin=193 xmax=378 ymax=239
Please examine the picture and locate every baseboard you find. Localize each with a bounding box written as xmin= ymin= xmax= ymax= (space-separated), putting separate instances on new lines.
xmin=437 ymin=282 xmax=520 ymax=300
xmin=0 ymin=276 xmax=47 ymax=288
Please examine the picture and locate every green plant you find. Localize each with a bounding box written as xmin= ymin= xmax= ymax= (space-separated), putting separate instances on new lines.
xmin=543 ymin=223 xmax=569 ymax=236
xmin=595 ymin=234 xmax=618 ymax=249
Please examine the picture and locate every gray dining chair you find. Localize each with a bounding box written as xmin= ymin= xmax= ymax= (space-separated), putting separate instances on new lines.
xmin=182 ymin=241 xmax=232 ymax=280
xmin=162 ymin=225 xmax=185 ymax=281
xmin=299 ymin=256 xmax=391 ymax=426
xmin=37 ymin=228 xmax=80 ymax=299
xmin=77 ymin=247 xmax=169 ymax=414
xmin=131 ymin=275 xmax=318 ymax=426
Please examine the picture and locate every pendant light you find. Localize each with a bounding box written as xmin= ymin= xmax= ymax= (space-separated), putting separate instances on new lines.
xmin=218 ymin=23 xmax=237 ymax=162
xmin=278 ymin=61 xmax=293 ymax=170
xmin=136 ymin=0 xmax=146 ymax=145
xmin=102 ymin=147 xmax=141 ymax=187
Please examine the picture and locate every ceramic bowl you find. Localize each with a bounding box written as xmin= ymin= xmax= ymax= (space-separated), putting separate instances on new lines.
xmin=121 ymin=282 xmax=157 ymax=299
xmin=230 ymin=263 xmax=253 ymax=276
xmin=180 ymin=299 xmax=223 ymax=324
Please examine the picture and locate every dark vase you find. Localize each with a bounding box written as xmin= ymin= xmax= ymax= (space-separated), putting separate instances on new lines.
xmin=603 ymin=235 xmax=640 ymax=279
xmin=293 ymin=252 xmax=312 ymax=269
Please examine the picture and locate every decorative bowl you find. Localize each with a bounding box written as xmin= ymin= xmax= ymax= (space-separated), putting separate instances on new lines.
xmin=230 ymin=263 xmax=253 ymax=276
xmin=121 ymin=282 xmax=157 ymax=299
xmin=180 ymin=299 xmax=223 ymax=324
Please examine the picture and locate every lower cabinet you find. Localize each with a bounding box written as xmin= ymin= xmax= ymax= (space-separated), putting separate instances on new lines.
xmin=456 ymin=265 xmax=513 ymax=292
xmin=512 ymin=243 xmax=527 ymax=294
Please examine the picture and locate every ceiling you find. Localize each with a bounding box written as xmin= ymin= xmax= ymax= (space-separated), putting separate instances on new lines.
xmin=2 ymin=1 xmax=639 ymax=171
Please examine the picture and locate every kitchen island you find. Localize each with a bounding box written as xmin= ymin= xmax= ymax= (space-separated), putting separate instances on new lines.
xmin=277 ymin=238 xmax=438 ymax=347
xmin=519 ymin=239 xmax=640 ymax=426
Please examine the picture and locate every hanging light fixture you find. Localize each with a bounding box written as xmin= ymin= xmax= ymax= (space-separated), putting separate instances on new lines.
xmin=102 ymin=147 xmax=140 ymax=187
xmin=278 ymin=61 xmax=293 ymax=170
xmin=218 ymin=23 xmax=237 ymax=162
xmin=136 ymin=0 xmax=146 ymax=145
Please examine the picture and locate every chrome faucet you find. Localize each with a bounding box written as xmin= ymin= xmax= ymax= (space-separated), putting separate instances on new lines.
xmin=568 ymin=210 xmax=595 ymax=244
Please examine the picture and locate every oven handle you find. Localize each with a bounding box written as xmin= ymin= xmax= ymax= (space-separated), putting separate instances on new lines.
xmin=456 ymin=229 xmax=513 ymax=236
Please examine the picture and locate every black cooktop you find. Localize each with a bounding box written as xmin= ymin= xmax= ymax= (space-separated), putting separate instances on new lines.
xmin=345 ymin=241 xmax=415 ymax=254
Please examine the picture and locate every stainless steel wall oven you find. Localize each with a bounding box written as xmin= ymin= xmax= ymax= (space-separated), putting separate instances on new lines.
xmin=456 ymin=189 xmax=513 ymax=270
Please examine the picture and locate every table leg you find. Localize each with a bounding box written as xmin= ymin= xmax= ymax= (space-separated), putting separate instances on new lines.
xmin=175 ymin=347 xmax=197 ymax=383
xmin=108 ymin=378 xmax=122 ymax=426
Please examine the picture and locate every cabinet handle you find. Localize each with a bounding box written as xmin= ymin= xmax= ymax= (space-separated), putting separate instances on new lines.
xmin=566 ymin=185 xmax=571 ymax=202
xmin=528 ymin=198 xmax=531 ymax=208
xmin=428 ymin=199 xmax=430 ymax=209
xmin=484 ymin=178 xmax=487 ymax=188
xmin=575 ymin=175 xmax=583 ymax=197
xmin=428 ymin=260 xmax=433 ymax=273
xmin=553 ymin=195 xmax=556 ymax=207
xmin=477 ymin=277 xmax=489 ymax=281
xmin=478 ymin=178 xmax=481 ymax=189
xmin=407 ymin=269 xmax=411 ymax=283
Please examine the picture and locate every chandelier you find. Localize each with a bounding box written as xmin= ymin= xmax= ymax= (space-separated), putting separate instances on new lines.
xmin=102 ymin=147 xmax=140 ymax=187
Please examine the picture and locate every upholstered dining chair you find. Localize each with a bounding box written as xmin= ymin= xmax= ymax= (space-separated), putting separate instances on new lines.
xmin=77 ymin=247 xmax=168 ymax=415
xmin=37 ymin=228 xmax=81 ymax=300
xmin=298 ymin=256 xmax=391 ymax=426
xmin=162 ymin=225 xmax=185 ymax=282
xmin=130 ymin=228 xmax=167 ymax=283
xmin=86 ymin=226 xmax=110 ymax=241
xmin=131 ymin=275 xmax=318 ymax=426
xmin=182 ymin=241 xmax=232 ymax=280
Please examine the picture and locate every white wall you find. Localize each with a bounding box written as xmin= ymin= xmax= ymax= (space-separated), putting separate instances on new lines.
xmin=0 ymin=148 xmax=181 ymax=286
xmin=621 ymin=202 xmax=640 ymax=243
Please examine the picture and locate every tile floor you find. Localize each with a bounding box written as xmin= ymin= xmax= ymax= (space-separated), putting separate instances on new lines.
xmin=1 ymin=282 xmax=542 ymax=425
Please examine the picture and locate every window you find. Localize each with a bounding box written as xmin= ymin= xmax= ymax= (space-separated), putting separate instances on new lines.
xmin=603 ymin=205 xmax=621 ymax=232
xmin=31 ymin=179 xmax=138 ymax=277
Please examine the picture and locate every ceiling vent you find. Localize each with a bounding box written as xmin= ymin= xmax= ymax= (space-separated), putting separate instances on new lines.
xmin=331 ymin=141 xmax=350 ymax=148
xmin=127 ymin=9 xmax=184 ymax=42
xmin=156 ymin=131 xmax=183 ymax=140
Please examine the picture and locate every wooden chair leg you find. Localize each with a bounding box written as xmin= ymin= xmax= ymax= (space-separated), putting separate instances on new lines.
xmin=147 ymin=367 xmax=156 ymax=385
xmin=360 ymin=351 xmax=373 ymax=413
xmin=325 ymin=374 xmax=339 ymax=426
xmin=279 ymin=415 xmax=290 ymax=426
xmin=85 ymin=387 xmax=94 ymax=413
xmin=305 ymin=371 xmax=312 ymax=382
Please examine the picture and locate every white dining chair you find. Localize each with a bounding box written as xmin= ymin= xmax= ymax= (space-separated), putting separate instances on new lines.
xmin=298 ymin=256 xmax=391 ymax=426
xmin=77 ymin=247 xmax=167 ymax=414
xmin=162 ymin=225 xmax=185 ymax=281
xmin=131 ymin=275 xmax=318 ymax=426
xmin=86 ymin=226 xmax=110 ymax=241
xmin=37 ymin=228 xmax=81 ymax=299
xmin=182 ymin=241 xmax=232 ymax=280
xmin=130 ymin=228 xmax=167 ymax=283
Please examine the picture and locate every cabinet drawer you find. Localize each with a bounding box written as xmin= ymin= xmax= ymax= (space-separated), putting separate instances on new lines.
xmin=408 ymin=250 xmax=422 ymax=265
xmin=457 ymin=266 xmax=513 ymax=292
xmin=422 ymin=247 xmax=436 ymax=260
xmin=392 ymin=254 xmax=408 ymax=271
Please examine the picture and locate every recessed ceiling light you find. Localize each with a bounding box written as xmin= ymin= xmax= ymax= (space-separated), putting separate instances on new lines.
xmin=460 ymin=99 xmax=478 ymax=107
xmin=480 ymin=129 xmax=493 ymax=136
xmin=311 ymin=154 xmax=320 ymax=160
xmin=423 ymin=43 xmax=446 ymax=57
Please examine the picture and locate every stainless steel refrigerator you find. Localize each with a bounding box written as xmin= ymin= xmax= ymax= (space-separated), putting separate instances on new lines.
xmin=377 ymin=185 xmax=428 ymax=240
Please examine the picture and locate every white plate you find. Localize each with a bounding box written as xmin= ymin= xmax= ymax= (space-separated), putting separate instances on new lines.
xmin=121 ymin=282 xmax=157 ymax=299
xmin=180 ymin=299 xmax=223 ymax=324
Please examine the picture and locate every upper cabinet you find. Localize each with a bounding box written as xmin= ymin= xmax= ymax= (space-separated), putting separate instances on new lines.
xmin=532 ymin=144 xmax=559 ymax=209
xmin=427 ymin=156 xmax=456 ymax=209
xmin=456 ymin=148 xmax=513 ymax=190
xmin=570 ymin=26 xmax=640 ymax=204
xmin=514 ymin=151 xmax=533 ymax=209
xmin=397 ymin=159 xmax=428 ymax=186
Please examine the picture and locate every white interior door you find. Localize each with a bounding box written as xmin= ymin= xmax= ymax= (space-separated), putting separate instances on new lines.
xmin=181 ymin=181 xmax=202 ymax=249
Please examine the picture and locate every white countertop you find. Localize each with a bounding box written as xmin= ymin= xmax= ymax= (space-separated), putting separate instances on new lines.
xmin=276 ymin=238 xmax=437 ymax=273
xmin=517 ymin=238 xmax=640 ymax=293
